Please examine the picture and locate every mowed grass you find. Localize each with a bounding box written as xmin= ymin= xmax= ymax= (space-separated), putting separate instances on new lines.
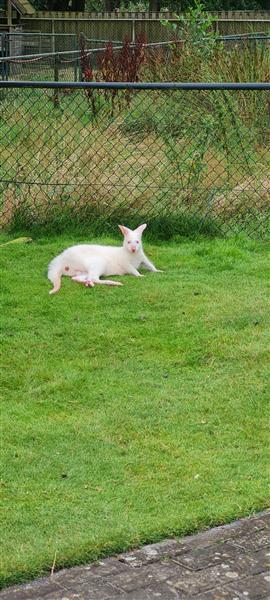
xmin=1 ymin=233 xmax=269 ymax=587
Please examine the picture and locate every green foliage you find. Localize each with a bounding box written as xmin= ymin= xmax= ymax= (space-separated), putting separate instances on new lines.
xmin=178 ymin=0 xmax=263 ymax=9
xmin=161 ymin=0 xmax=218 ymax=58
xmin=30 ymin=0 xmax=268 ymax=11
xmin=85 ymin=0 xmax=104 ymax=9
xmin=1 ymin=233 xmax=269 ymax=586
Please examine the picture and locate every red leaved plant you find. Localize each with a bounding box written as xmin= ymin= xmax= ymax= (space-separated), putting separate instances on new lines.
xmin=79 ymin=34 xmax=146 ymax=116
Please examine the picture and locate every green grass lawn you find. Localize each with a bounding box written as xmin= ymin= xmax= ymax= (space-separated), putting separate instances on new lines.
xmin=1 ymin=232 xmax=269 ymax=588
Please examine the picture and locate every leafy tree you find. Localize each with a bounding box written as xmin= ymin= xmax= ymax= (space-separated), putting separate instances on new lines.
xmin=162 ymin=0 xmax=218 ymax=56
xmin=31 ymin=0 xmax=269 ymax=12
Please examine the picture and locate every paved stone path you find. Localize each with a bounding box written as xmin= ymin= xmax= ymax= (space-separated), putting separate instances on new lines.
xmin=1 ymin=511 xmax=269 ymax=599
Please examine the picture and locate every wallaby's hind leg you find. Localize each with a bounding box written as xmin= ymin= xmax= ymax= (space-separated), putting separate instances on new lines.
xmin=72 ymin=271 xmax=122 ymax=288
xmin=72 ymin=274 xmax=94 ymax=287
xmin=94 ymin=279 xmax=123 ymax=286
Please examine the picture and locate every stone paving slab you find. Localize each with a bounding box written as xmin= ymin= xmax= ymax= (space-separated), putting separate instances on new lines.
xmin=173 ymin=542 xmax=269 ymax=574
xmin=0 ymin=510 xmax=269 ymax=600
xmin=118 ymin=514 xmax=267 ymax=569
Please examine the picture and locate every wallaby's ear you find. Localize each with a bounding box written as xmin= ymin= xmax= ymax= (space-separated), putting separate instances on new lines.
xmin=136 ymin=223 xmax=147 ymax=236
xmin=119 ymin=225 xmax=130 ymax=237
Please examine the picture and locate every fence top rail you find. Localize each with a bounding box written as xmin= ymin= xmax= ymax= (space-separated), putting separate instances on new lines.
xmin=0 ymin=48 xmax=99 ymax=61
xmin=83 ymin=38 xmax=123 ymax=43
xmin=22 ymin=16 xmax=270 ymax=22
xmin=1 ymin=33 xmax=268 ymax=62
xmin=0 ymin=81 xmax=269 ymax=90
xmin=1 ymin=32 xmax=77 ymax=36
xmin=0 ymin=40 xmax=182 ymax=62
xmin=23 ymin=10 xmax=270 ymax=18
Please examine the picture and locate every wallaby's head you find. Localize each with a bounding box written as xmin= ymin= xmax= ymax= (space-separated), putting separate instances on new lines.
xmin=119 ymin=224 xmax=147 ymax=254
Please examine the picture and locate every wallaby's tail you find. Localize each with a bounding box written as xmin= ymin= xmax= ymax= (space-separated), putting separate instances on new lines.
xmin=48 ymin=255 xmax=63 ymax=295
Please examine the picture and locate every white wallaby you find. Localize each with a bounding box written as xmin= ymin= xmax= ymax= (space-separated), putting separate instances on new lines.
xmin=48 ymin=224 xmax=162 ymax=294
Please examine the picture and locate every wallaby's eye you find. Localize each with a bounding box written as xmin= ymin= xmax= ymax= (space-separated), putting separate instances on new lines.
xmin=136 ymin=240 xmax=139 ymax=244
xmin=128 ymin=241 xmax=131 ymax=244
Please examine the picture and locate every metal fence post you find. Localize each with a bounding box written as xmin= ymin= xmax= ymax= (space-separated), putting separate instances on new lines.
xmin=54 ymin=53 xmax=59 ymax=82
xmin=53 ymin=54 xmax=59 ymax=106
xmin=0 ymin=34 xmax=4 ymax=81
xmin=3 ymin=33 xmax=8 ymax=81
xmin=74 ymin=57 xmax=78 ymax=82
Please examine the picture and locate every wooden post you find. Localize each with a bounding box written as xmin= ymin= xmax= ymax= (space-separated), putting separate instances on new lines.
xmin=132 ymin=19 xmax=135 ymax=44
xmin=7 ymin=0 xmax=12 ymax=29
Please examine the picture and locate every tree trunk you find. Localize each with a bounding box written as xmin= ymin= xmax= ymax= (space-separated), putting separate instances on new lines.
xmin=46 ymin=0 xmax=70 ymax=9
xmin=71 ymin=0 xmax=85 ymax=9
xmin=149 ymin=0 xmax=161 ymax=11
xmin=104 ymin=0 xmax=114 ymax=10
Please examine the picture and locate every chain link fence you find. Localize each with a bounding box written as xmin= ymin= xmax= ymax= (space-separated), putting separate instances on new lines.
xmin=0 ymin=81 xmax=269 ymax=238
xmin=1 ymin=32 xmax=269 ymax=83
xmin=0 ymin=32 xmax=123 ymax=82
xmin=0 ymin=52 xmax=80 ymax=82
xmin=0 ymin=40 xmax=179 ymax=83
xmin=0 ymin=31 xmax=78 ymax=56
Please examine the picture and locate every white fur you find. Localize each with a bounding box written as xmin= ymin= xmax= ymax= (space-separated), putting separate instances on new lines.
xmin=48 ymin=224 xmax=162 ymax=294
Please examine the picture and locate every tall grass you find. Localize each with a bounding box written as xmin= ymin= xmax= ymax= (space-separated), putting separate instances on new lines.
xmin=145 ymin=41 xmax=270 ymax=132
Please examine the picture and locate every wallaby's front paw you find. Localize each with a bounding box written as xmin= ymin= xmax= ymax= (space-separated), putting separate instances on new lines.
xmin=155 ymin=269 xmax=164 ymax=273
xmin=85 ymin=279 xmax=94 ymax=288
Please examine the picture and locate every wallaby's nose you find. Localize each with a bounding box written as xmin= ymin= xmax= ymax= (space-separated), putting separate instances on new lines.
xmin=131 ymin=248 xmax=136 ymax=253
